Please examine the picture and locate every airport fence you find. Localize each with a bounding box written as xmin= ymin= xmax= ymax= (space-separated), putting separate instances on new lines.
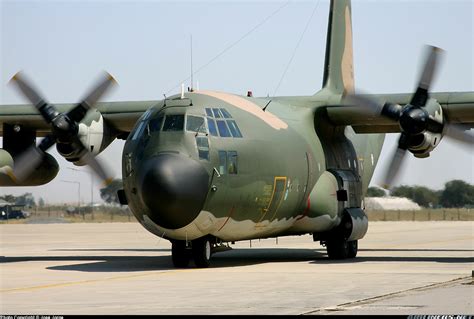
xmin=1 ymin=207 xmax=472 ymax=223
xmin=20 ymin=205 xmax=136 ymax=223
xmin=366 ymin=208 xmax=473 ymax=221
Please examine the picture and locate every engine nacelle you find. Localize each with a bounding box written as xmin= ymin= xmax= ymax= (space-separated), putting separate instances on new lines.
xmin=407 ymin=131 xmax=442 ymax=158
xmin=56 ymin=110 xmax=115 ymax=165
xmin=407 ymin=98 xmax=444 ymax=158
xmin=0 ymin=149 xmax=59 ymax=186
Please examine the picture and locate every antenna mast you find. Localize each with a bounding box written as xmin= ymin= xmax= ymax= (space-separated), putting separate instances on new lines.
xmin=190 ymin=35 xmax=193 ymax=92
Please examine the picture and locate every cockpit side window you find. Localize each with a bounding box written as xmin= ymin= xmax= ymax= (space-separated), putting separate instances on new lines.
xmin=131 ymin=122 xmax=146 ymax=140
xmin=218 ymin=151 xmax=227 ymax=175
xmin=163 ymin=114 xmax=184 ymax=131
xmin=227 ymin=151 xmax=238 ymax=174
xmin=149 ymin=115 xmax=164 ymax=133
xmin=131 ymin=108 xmax=153 ymax=140
xmin=196 ymin=136 xmax=210 ymax=161
xmin=218 ymin=150 xmax=238 ymax=174
xmin=186 ymin=115 xmax=207 ymax=134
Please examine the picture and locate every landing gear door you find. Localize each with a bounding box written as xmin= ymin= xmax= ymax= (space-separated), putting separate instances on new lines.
xmin=328 ymin=169 xmax=362 ymax=209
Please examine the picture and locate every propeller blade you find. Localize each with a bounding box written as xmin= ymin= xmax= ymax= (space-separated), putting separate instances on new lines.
xmin=9 ymin=135 xmax=56 ymax=182
xmin=9 ymin=72 xmax=43 ymax=106
xmin=344 ymin=94 xmax=403 ymax=121
xmin=38 ymin=134 xmax=57 ymax=152
xmin=67 ymin=72 xmax=117 ymax=123
xmin=379 ymin=134 xmax=410 ymax=190
xmin=410 ymin=46 xmax=443 ymax=107
xmin=425 ymin=117 xmax=444 ymax=134
xmin=72 ymin=137 xmax=113 ymax=186
xmin=444 ymin=124 xmax=474 ymax=146
xmin=9 ymin=70 xmax=116 ymax=186
xmin=10 ymin=72 xmax=59 ymax=123
xmin=344 ymin=94 xmax=382 ymax=115
xmin=81 ymin=151 xmax=114 ymax=186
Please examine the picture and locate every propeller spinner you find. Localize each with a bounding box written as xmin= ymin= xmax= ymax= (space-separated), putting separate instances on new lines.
xmin=7 ymin=72 xmax=116 ymax=185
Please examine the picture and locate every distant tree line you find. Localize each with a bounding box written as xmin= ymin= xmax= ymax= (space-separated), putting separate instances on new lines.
xmin=367 ymin=180 xmax=474 ymax=208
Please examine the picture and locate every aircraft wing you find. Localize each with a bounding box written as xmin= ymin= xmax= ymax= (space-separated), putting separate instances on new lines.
xmin=0 ymin=100 xmax=157 ymax=136
xmin=326 ymin=92 xmax=474 ymax=133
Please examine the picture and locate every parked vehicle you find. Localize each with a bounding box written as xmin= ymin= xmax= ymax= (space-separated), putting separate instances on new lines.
xmin=0 ymin=202 xmax=30 ymax=220
xmin=0 ymin=209 xmax=30 ymax=219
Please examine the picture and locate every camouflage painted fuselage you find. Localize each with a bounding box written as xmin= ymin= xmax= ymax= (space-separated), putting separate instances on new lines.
xmin=122 ymin=90 xmax=384 ymax=242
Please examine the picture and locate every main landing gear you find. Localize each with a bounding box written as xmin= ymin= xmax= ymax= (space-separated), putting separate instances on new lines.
xmin=323 ymin=239 xmax=358 ymax=259
xmin=171 ymin=237 xmax=212 ymax=268
xmin=317 ymin=208 xmax=367 ymax=260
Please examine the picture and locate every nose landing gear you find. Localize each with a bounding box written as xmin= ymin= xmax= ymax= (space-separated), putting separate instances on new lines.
xmin=324 ymin=239 xmax=358 ymax=259
xmin=171 ymin=237 xmax=212 ymax=268
xmin=171 ymin=240 xmax=191 ymax=268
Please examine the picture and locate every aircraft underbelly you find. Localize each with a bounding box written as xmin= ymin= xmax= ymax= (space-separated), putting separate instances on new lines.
xmin=139 ymin=209 xmax=326 ymax=242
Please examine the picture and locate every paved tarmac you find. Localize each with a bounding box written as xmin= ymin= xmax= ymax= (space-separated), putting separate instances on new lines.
xmin=0 ymin=221 xmax=473 ymax=315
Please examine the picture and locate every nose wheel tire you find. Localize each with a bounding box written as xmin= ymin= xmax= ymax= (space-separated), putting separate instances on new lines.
xmin=326 ymin=239 xmax=358 ymax=259
xmin=171 ymin=240 xmax=191 ymax=268
xmin=192 ymin=238 xmax=212 ymax=268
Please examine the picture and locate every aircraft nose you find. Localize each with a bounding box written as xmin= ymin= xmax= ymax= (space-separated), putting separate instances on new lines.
xmin=139 ymin=153 xmax=209 ymax=229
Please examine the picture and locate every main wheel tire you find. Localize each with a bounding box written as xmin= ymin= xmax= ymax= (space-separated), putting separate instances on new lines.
xmin=326 ymin=239 xmax=349 ymax=259
xmin=346 ymin=240 xmax=358 ymax=258
xmin=192 ymin=238 xmax=212 ymax=268
xmin=171 ymin=240 xmax=190 ymax=268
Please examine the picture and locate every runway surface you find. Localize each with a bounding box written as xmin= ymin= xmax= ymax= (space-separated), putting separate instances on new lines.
xmin=1 ymin=221 xmax=473 ymax=315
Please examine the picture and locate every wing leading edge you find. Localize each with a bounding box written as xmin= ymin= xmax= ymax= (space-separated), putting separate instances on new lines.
xmin=326 ymin=92 xmax=474 ymax=133
xmin=0 ymin=100 xmax=157 ymax=136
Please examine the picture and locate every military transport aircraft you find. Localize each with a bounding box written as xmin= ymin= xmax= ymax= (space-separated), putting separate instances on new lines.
xmin=0 ymin=0 xmax=473 ymax=268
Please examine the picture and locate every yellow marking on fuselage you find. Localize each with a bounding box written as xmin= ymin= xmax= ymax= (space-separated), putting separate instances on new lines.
xmin=257 ymin=176 xmax=287 ymax=225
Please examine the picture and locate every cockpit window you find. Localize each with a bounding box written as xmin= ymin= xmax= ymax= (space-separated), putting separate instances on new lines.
xmin=163 ymin=115 xmax=184 ymax=131
xmin=227 ymin=151 xmax=238 ymax=174
xmin=207 ymin=118 xmax=218 ymax=136
xmin=216 ymin=120 xmax=231 ymax=137
xmin=226 ymin=120 xmax=242 ymax=138
xmin=220 ymin=108 xmax=232 ymax=118
xmin=131 ymin=108 xmax=153 ymax=140
xmin=205 ymin=107 xmax=243 ymax=138
xmin=186 ymin=115 xmax=207 ymax=133
xmin=212 ymin=108 xmax=222 ymax=118
xmin=196 ymin=136 xmax=210 ymax=161
xmin=131 ymin=122 xmax=146 ymax=140
xmin=149 ymin=115 xmax=164 ymax=132
xmin=205 ymin=108 xmax=213 ymax=117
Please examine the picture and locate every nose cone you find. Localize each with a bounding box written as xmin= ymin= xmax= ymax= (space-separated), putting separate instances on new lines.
xmin=139 ymin=153 xmax=209 ymax=229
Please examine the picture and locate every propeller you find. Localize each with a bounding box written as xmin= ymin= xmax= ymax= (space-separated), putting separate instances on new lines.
xmin=345 ymin=45 xmax=473 ymax=190
xmin=7 ymin=71 xmax=116 ymax=185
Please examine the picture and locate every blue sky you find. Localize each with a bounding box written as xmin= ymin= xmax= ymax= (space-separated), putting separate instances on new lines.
xmin=1 ymin=0 xmax=473 ymax=204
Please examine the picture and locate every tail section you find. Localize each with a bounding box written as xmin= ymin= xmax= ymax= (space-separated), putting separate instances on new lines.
xmin=321 ymin=0 xmax=354 ymax=96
